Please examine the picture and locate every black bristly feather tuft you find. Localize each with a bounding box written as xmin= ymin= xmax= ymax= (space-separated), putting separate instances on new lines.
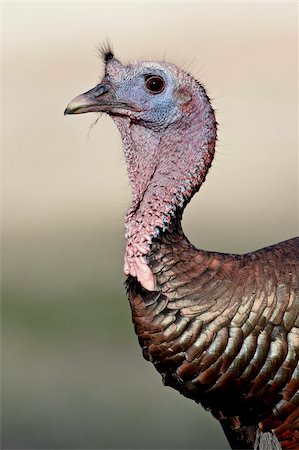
xmin=97 ymin=40 xmax=114 ymax=63
xmin=104 ymin=49 xmax=114 ymax=63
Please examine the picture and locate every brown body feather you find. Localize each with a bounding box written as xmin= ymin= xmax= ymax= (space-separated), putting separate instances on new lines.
xmin=127 ymin=221 xmax=299 ymax=449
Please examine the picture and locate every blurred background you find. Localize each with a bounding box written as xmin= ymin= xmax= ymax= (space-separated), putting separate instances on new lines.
xmin=2 ymin=2 xmax=297 ymax=449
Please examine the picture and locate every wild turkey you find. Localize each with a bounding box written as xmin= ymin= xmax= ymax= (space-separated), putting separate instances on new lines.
xmin=65 ymin=48 xmax=299 ymax=450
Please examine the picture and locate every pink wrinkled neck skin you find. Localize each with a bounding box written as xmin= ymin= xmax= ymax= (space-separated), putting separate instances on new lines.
xmin=113 ymin=91 xmax=216 ymax=291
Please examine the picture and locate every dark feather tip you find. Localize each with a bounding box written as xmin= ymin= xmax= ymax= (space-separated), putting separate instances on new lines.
xmin=103 ymin=49 xmax=114 ymax=62
xmin=98 ymin=41 xmax=114 ymax=63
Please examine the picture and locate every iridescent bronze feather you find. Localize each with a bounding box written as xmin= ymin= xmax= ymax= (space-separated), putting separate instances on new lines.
xmin=127 ymin=221 xmax=299 ymax=449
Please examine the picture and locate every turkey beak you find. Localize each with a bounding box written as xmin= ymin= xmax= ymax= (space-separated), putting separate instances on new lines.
xmin=64 ymin=83 xmax=138 ymax=115
xmin=64 ymin=83 xmax=114 ymax=115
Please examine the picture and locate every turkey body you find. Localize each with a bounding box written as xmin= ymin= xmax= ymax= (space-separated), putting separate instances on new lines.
xmin=65 ymin=48 xmax=299 ymax=450
xmin=127 ymin=226 xmax=299 ymax=449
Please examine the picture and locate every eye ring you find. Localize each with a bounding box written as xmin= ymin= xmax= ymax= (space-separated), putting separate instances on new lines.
xmin=145 ymin=75 xmax=165 ymax=94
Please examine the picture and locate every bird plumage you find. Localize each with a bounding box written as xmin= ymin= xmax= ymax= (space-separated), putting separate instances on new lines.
xmin=65 ymin=49 xmax=299 ymax=449
xmin=127 ymin=225 xmax=299 ymax=449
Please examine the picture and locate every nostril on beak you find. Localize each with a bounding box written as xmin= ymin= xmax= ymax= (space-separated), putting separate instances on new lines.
xmin=92 ymin=84 xmax=110 ymax=98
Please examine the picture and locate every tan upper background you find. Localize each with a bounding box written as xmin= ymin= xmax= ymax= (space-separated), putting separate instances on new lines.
xmin=2 ymin=2 xmax=298 ymax=449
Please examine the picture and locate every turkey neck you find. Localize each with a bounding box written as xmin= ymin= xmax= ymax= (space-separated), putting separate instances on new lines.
xmin=113 ymin=92 xmax=216 ymax=283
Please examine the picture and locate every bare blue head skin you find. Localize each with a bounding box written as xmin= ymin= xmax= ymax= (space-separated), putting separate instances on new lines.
xmin=65 ymin=49 xmax=217 ymax=291
xmin=65 ymin=59 xmax=192 ymax=127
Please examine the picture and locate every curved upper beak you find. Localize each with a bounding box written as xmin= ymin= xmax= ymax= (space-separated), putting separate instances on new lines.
xmin=64 ymin=83 xmax=139 ymax=115
xmin=64 ymin=83 xmax=114 ymax=115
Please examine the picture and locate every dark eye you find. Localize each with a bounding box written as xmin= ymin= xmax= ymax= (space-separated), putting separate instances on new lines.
xmin=145 ymin=76 xmax=165 ymax=94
